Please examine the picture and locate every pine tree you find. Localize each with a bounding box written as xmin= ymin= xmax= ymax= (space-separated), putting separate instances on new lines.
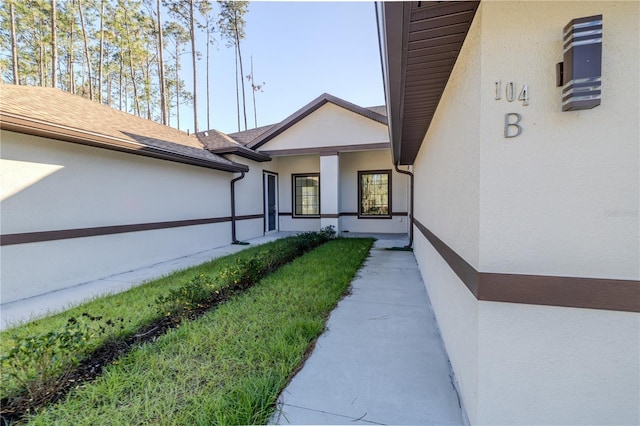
xmin=165 ymin=0 xmax=202 ymax=133
xmin=218 ymin=0 xmax=248 ymax=131
xmin=51 ymin=0 xmax=57 ymax=87
xmin=10 ymin=0 xmax=20 ymax=84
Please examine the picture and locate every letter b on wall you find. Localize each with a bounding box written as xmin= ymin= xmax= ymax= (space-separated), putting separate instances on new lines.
xmin=504 ymin=113 xmax=522 ymax=138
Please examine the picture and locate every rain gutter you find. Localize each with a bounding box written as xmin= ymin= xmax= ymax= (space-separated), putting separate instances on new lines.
xmin=394 ymin=162 xmax=414 ymax=249
xmin=230 ymin=172 xmax=249 ymax=245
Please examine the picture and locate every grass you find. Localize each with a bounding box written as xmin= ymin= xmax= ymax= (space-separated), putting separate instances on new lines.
xmin=21 ymin=238 xmax=373 ymax=425
xmin=0 ymin=235 xmax=330 ymax=400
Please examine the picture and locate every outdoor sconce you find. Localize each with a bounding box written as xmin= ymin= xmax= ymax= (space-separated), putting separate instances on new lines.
xmin=557 ymin=14 xmax=602 ymax=111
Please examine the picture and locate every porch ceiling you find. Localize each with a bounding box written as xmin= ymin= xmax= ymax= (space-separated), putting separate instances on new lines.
xmin=382 ymin=1 xmax=479 ymax=165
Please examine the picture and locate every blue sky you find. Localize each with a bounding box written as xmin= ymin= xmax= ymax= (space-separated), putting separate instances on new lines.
xmin=177 ymin=1 xmax=385 ymax=134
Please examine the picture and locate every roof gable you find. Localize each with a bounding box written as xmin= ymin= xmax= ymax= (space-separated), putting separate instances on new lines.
xmin=247 ymin=93 xmax=388 ymax=150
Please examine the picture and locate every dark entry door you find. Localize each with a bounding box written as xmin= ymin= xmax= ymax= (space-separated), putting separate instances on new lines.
xmin=267 ymin=175 xmax=276 ymax=231
xmin=264 ymin=173 xmax=277 ymax=232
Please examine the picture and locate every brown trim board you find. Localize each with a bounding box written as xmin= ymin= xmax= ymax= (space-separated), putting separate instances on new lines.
xmin=413 ymin=218 xmax=640 ymax=313
xmin=261 ymin=143 xmax=390 ymax=157
xmin=280 ymin=212 xmax=408 ymax=218
xmin=1 ymin=214 xmax=264 ymax=246
xmin=339 ymin=212 xmax=408 ymax=217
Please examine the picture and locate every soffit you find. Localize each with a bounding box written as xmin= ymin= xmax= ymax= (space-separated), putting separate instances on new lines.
xmin=383 ymin=1 xmax=479 ymax=165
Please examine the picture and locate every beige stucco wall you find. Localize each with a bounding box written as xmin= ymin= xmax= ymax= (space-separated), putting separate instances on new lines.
xmin=411 ymin=7 xmax=482 ymax=421
xmin=1 ymin=131 xmax=234 ymax=303
xmin=477 ymin=302 xmax=639 ymax=425
xmin=411 ymin=2 xmax=639 ymax=424
xmin=413 ymin=233 xmax=480 ymax=422
xmin=260 ymin=103 xmax=388 ymax=151
xmin=339 ymin=150 xmax=409 ymax=234
xmin=478 ymin=1 xmax=639 ymax=279
xmin=225 ymin=154 xmax=270 ymax=241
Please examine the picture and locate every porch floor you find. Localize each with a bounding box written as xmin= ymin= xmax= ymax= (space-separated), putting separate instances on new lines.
xmin=271 ymin=237 xmax=466 ymax=425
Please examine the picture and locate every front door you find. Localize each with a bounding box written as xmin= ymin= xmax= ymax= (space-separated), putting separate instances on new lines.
xmin=264 ymin=173 xmax=278 ymax=233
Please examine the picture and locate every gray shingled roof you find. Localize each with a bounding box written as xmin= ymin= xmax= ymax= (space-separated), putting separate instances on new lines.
xmin=367 ymin=105 xmax=388 ymax=116
xmin=0 ymin=85 xmax=248 ymax=172
xmin=227 ymin=124 xmax=276 ymax=146
xmin=196 ymin=128 xmax=271 ymax=162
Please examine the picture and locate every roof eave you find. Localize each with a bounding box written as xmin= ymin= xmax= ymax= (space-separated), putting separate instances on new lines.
xmin=0 ymin=113 xmax=249 ymax=173
xmin=381 ymin=1 xmax=480 ymax=166
xmin=381 ymin=2 xmax=411 ymax=165
xmin=208 ymin=146 xmax=272 ymax=162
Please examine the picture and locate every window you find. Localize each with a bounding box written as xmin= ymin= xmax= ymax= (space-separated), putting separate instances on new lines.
xmin=293 ymin=174 xmax=320 ymax=217
xmin=359 ymin=170 xmax=391 ymax=218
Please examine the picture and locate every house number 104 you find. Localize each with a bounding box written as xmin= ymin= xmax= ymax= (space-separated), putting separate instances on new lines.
xmin=495 ymin=81 xmax=529 ymax=106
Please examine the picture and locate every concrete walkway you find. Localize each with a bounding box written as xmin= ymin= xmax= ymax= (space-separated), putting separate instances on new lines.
xmin=0 ymin=232 xmax=297 ymax=330
xmin=271 ymin=237 xmax=466 ymax=425
xmin=1 ymin=233 xmax=466 ymax=425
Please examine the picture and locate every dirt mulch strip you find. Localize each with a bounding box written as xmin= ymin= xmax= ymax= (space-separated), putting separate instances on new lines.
xmin=0 ymin=286 xmax=237 ymax=425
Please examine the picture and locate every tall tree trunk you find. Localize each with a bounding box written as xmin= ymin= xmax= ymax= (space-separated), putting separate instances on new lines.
xmin=175 ymin=42 xmax=180 ymax=130
xmin=156 ymin=0 xmax=167 ymax=125
xmin=206 ymin=24 xmax=211 ymax=130
xmin=145 ymin=52 xmax=151 ymax=120
xmin=118 ymin=56 xmax=123 ymax=110
xmin=189 ymin=0 xmax=198 ymax=132
xmin=251 ymin=56 xmax=257 ymax=128
xmin=234 ymin=16 xmax=247 ymax=131
xmin=107 ymin=74 xmax=112 ymax=106
xmin=80 ymin=54 xmax=85 ymax=89
xmin=38 ymin=15 xmax=44 ymax=86
xmin=69 ymin=6 xmax=74 ymax=93
xmin=10 ymin=1 xmax=19 ymax=84
xmin=234 ymin=47 xmax=239 ymax=131
xmin=78 ymin=0 xmax=93 ymax=100
xmin=51 ymin=0 xmax=57 ymax=88
xmin=98 ymin=0 xmax=105 ymax=102
xmin=123 ymin=9 xmax=140 ymax=116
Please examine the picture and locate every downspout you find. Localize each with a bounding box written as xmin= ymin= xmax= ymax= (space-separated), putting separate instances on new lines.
xmin=394 ymin=163 xmax=414 ymax=249
xmin=230 ymin=172 xmax=249 ymax=245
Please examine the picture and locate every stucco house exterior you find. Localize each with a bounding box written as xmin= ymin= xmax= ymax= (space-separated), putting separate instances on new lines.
xmin=1 ymin=1 xmax=638 ymax=424
xmin=0 ymin=87 xmax=407 ymax=303
xmin=379 ymin=1 xmax=639 ymax=424
xmin=198 ymin=93 xmax=409 ymax=236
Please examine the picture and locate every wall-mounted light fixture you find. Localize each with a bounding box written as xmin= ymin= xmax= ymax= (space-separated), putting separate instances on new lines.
xmin=557 ymin=14 xmax=602 ymax=111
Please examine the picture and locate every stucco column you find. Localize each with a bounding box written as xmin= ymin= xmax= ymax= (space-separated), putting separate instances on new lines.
xmin=320 ymin=153 xmax=340 ymax=232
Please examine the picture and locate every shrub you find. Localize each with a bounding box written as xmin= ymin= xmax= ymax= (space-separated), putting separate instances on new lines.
xmin=1 ymin=313 xmax=118 ymax=401
xmin=220 ymin=256 xmax=264 ymax=289
xmin=155 ymin=228 xmax=337 ymax=320
xmin=155 ymin=274 xmax=220 ymax=318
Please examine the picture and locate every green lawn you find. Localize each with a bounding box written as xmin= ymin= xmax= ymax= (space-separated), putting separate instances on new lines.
xmin=18 ymin=238 xmax=373 ymax=425
xmin=0 ymin=235 xmax=331 ymax=400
